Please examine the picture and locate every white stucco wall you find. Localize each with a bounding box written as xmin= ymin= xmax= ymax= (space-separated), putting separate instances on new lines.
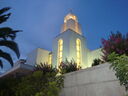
xmin=36 ymin=48 xmax=50 ymax=65
xmin=26 ymin=49 xmax=38 ymax=66
xmin=52 ymin=29 xmax=87 ymax=68
xmin=26 ymin=48 xmax=50 ymax=66
xmin=60 ymin=63 xmax=127 ymax=96
xmin=87 ymin=48 xmax=103 ymax=67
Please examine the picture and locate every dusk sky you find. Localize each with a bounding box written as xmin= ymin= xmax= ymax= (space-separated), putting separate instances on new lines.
xmin=0 ymin=0 xmax=128 ymax=71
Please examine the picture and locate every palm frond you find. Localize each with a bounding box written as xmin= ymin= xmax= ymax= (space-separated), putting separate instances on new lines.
xmin=0 ymin=7 xmax=11 ymax=15
xmin=0 ymin=59 xmax=3 ymax=68
xmin=0 ymin=13 xmax=11 ymax=24
xmin=0 ymin=40 xmax=20 ymax=58
xmin=0 ymin=27 xmax=21 ymax=40
xmin=0 ymin=7 xmax=11 ymax=24
xmin=0 ymin=50 xmax=13 ymax=67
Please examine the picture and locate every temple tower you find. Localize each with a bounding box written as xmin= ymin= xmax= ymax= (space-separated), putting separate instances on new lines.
xmin=52 ymin=12 xmax=88 ymax=68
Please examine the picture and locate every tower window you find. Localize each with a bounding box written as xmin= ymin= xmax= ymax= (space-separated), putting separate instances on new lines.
xmin=58 ymin=39 xmax=63 ymax=68
xmin=48 ymin=53 xmax=52 ymax=65
xmin=76 ymin=38 xmax=81 ymax=67
xmin=64 ymin=15 xmax=77 ymax=23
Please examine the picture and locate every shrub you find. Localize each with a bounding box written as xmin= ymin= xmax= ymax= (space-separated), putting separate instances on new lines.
xmin=35 ymin=63 xmax=58 ymax=76
xmin=108 ymin=52 xmax=128 ymax=91
xmin=0 ymin=76 xmax=20 ymax=96
xmin=35 ymin=81 xmax=60 ymax=96
xmin=92 ymin=58 xmax=103 ymax=66
xmin=15 ymin=70 xmax=63 ymax=96
xmin=0 ymin=63 xmax=64 ymax=96
xmin=59 ymin=59 xmax=81 ymax=74
xmin=101 ymin=32 xmax=128 ymax=62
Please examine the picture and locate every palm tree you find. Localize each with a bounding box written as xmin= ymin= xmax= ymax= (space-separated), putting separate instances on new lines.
xmin=0 ymin=7 xmax=21 ymax=68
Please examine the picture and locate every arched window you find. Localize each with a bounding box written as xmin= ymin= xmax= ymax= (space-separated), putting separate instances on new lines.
xmin=76 ymin=38 xmax=81 ymax=67
xmin=48 ymin=53 xmax=52 ymax=65
xmin=58 ymin=39 xmax=63 ymax=68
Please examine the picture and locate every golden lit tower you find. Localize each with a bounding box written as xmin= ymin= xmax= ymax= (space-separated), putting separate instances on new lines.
xmin=51 ymin=11 xmax=102 ymax=69
xmin=61 ymin=12 xmax=82 ymax=35
xmin=52 ymin=12 xmax=88 ymax=69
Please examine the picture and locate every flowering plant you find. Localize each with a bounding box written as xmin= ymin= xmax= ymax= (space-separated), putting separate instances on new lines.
xmin=101 ymin=32 xmax=128 ymax=61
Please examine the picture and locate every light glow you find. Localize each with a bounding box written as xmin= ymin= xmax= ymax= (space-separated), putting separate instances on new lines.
xmin=48 ymin=53 xmax=52 ymax=65
xmin=61 ymin=13 xmax=82 ymax=35
xmin=64 ymin=14 xmax=77 ymax=23
xmin=76 ymin=38 xmax=81 ymax=67
xmin=57 ymin=39 xmax=63 ymax=68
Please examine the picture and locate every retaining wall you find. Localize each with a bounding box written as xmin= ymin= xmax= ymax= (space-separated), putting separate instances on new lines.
xmin=61 ymin=63 xmax=127 ymax=96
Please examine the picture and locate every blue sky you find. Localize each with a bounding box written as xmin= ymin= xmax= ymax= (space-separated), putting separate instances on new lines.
xmin=0 ymin=0 xmax=128 ymax=71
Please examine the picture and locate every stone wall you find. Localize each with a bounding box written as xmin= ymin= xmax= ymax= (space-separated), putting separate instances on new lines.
xmin=26 ymin=48 xmax=50 ymax=66
xmin=61 ymin=63 xmax=127 ymax=96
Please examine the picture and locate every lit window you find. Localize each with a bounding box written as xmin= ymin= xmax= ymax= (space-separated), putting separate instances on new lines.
xmin=76 ymin=38 xmax=81 ymax=67
xmin=60 ymin=46 xmax=63 ymax=51
xmin=64 ymin=14 xmax=77 ymax=23
xmin=58 ymin=39 xmax=63 ymax=68
xmin=48 ymin=53 xmax=52 ymax=65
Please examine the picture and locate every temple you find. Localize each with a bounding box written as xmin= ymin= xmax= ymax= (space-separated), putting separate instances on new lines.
xmin=26 ymin=12 xmax=102 ymax=68
xmin=0 ymin=12 xmax=102 ymax=77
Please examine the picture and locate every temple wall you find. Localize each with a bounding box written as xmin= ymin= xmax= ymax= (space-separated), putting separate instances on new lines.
xmin=26 ymin=48 xmax=50 ymax=66
xmin=87 ymin=48 xmax=102 ymax=67
xmin=60 ymin=63 xmax=127 ymax=96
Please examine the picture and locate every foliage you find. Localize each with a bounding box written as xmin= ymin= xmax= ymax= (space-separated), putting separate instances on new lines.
xmin=92 ymin=58 xmax=103 ymax=66
xmin=0 ymin=7 xmax=21 ymax=68
xmin=0 ymin=76 xmax=20 ymax=96
xmin=35 ymin=63 xmax=58 ymax=75
xmin=59 ymin=59 xmax=81 ymax=74
xmin=108 ymin=52 xmax=128 ymax=91
xmin=35 ymin=81 xmax=60 ymax=96
xmin=0 ymin=7 xmax=11 ymax=24
xmin=16 ymin=69 xmax=63 ymax=96
xmin=101 ymin=32 xmax=128 ymax=62
xmin=35 ymin=92 xmax=43 ymax=96
xmin=0 ymin=64 xmax=64 ymax=96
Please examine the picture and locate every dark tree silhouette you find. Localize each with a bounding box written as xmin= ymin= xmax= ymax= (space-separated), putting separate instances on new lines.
xmin=0 ymin=7 xmax=21 ymax=68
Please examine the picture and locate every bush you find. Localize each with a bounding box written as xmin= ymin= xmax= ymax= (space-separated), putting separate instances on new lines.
xmin=108 ymin=52 xmax=128 ymax=91
xmin=16 ymin=70 xmax=63 ymax=96
xmin=101 ymin=32 xmax=128 ymax=62
xmin=92 ymin=58 xmax=103 ymax=66
xmin=35 ymin=81 xmax=60 ymax=96
xmin=15 ymin=63 xmax=64 ymax=96
xmin=35 ymin=63 xmax=58 ymax=76
xmin=0 ymin=76 xmax=20 ymax=96
xmin=0 ymin=63 xmax=64 ymax=96
xmin=59 ymin=59 xmax=81 ymax=74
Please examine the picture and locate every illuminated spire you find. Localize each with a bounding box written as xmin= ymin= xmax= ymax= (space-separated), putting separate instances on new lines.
xmin=68 ymin=8 xmax=74 ymax=15
xmin=61 ymin=11 xmax=82 ymax=35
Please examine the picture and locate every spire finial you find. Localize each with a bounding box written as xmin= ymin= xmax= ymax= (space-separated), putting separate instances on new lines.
xmin=69 ymin=8 xmax=73 ymax=14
